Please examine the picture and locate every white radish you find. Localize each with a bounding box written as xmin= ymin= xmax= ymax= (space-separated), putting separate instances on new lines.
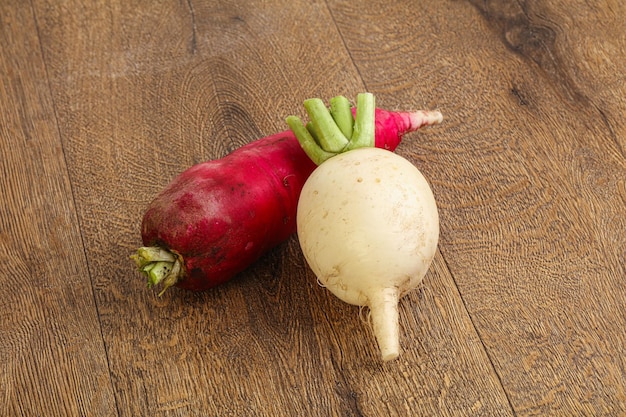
xmin=287 ymin=92 xmax=441 ymax=361
xmin=296 ymin=147 xmax=439 ymax=361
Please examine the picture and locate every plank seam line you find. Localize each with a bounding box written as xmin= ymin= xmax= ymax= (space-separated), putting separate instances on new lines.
xmin=440 ymin=249 xmax=518 ymax=415
xmin=185 ymin=0 xmax=198 ymax=55
xmin=322 ymin=0 xmax=368 ymax=92
xmin=28 ymin=1 xmax=122 ymax=415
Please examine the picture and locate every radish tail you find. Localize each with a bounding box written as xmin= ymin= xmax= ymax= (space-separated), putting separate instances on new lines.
xmin=373 ymin=108 xmax=443 ymax=151
xmin=369 ymin=287 xmax=401 ymax=361
xmin=409 ymin=109 xmax=444 ymax=127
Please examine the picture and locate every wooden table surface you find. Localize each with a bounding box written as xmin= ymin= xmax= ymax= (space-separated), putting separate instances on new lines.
xmin=1 ymin=0 xmax=625 ymax=416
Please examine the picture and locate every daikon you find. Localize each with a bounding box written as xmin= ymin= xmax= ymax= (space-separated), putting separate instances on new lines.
xmin=289 ymin=93 xmax=440 ymax=361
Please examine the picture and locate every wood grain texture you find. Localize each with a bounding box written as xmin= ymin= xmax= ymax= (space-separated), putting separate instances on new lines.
xmin=32 ymin=1 xmax=512 ymax=414
xmin=0 ymin=1 xmax=117 ymax=416
xmin=1 ymin=0 xmax=624 ymax=416
xmin=327 ymin=0 xmax=626 ymax=414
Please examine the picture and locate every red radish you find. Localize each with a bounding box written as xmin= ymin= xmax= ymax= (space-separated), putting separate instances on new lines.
xmin=132 ymin=97 xmax=442 ymax=295
xmin=291 ymin=93 xmax=441 ymax=361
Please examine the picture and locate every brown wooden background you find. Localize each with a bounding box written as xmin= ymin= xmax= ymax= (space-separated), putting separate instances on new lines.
xmin=1 ymin=0 xmax=625 ymax=416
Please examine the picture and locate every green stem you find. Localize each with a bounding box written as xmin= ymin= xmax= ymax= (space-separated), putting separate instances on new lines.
xmin=303 ymin=98 xmax=349 ymax=152
xmin=287 ymin=92 xmax=377 ymax=165
xmin=305 ymin=121 xmax=322 ymax=145
xmin=329 ymin=95 xmax=354 ymax=140
xmin=345 ymin=92 xmax=375 ymax=151
xmin=286 ymin=116 xmax=335 ymax=165
xmin=130 ymin=246 xmax=184 ymax=296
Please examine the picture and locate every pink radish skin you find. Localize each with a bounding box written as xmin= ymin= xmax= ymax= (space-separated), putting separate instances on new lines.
xmin=140 ymin=132 xmax=314 ymax=291
xmin=370 ymin=108 xmax=442 ymax=151
xmin=135 ymin=107 xmax=442 ymax=293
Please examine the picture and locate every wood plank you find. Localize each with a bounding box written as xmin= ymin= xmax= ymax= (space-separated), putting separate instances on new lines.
xmin=327 ymin=0 xmax=626 ymax=414
xmin=0 ymin=2 xmax=117 ymax=416
xmin=33 ymin=0 xmax=512 ymax=415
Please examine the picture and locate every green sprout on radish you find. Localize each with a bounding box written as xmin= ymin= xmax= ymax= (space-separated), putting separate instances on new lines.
xmin=286 ymin=93 xmax=377 ymax=165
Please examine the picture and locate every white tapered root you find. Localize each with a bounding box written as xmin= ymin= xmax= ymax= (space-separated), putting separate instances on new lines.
xmin=369 ymin=287 xmax=400 ymax=361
